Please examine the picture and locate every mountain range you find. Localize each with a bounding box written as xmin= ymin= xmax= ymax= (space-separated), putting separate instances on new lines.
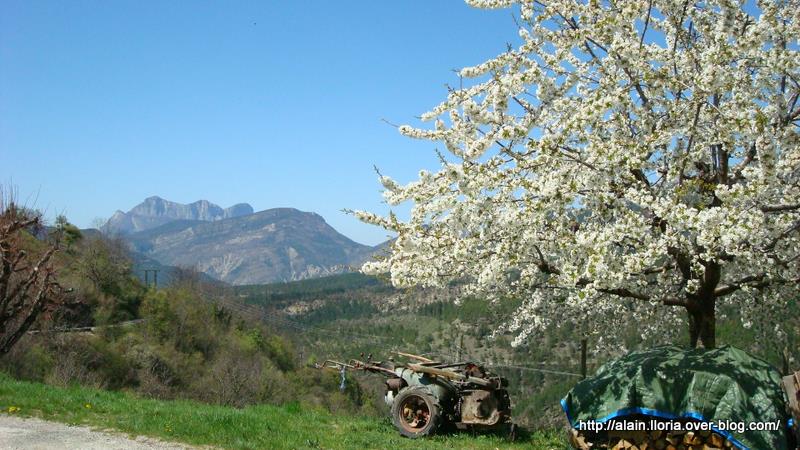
xmin=103 ymin=196 xmax=254 ymax=235
xmin=103 ymin=196 xmax=387 ymax=285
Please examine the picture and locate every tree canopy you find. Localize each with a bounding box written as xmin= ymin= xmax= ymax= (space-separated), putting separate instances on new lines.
xmin=355 ymin=0 xmax=800 ymax=348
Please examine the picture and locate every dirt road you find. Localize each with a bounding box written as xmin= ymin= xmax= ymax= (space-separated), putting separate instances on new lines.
xmin=0 ymin=414 xmax=196 ymax=449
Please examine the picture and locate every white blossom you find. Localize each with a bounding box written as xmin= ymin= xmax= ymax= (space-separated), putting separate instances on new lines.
xmin=354 ymin=0 xmax=800 ymax=348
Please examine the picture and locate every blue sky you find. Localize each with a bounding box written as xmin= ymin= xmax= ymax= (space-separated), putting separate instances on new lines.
xmin=1 ymin=1 xmax=519 ymax=245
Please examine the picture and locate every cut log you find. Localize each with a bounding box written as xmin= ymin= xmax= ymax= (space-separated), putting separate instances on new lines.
xmin=683 ymin=431 xmax=702 ymax=446
xmin=568 ymin=428 xmax=593 ymax=450
xmin=709 ymin=433 xmax=724 ymax=448
xmin=612 ymin=439 xmax=634 ymax=450
xmin=568 ymin=419 xmax=730 ymax=450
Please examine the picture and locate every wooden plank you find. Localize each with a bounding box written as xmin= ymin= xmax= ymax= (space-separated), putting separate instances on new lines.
xmin=407 ymin=363 xmax=494 ymax=387
xmin=392 ymin=351 xmax=435 ymax=363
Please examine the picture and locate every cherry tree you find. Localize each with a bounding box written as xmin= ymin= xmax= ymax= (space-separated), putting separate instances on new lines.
xmin=354 ymin=0 xmax=800 ymax=348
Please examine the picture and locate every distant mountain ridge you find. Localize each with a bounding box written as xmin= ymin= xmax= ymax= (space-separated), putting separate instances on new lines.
xmin=103 ymin=197 xmax=385 ymax=285
xmin=103 ymin=196 xmax=253 ymax=235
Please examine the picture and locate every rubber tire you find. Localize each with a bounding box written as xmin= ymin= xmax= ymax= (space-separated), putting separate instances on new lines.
xmin=391 ymin=386 xmax=442 ymax=438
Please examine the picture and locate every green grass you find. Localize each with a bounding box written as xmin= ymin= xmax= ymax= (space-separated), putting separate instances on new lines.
xmin=0 ymin=373 xmax=565 ymax=449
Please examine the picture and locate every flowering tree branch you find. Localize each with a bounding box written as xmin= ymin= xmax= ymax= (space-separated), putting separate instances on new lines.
xmin=355 ymin=0 xmax=800 ymax=349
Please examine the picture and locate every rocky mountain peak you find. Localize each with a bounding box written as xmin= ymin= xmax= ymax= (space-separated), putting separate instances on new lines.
xmin=124 ymin=206 xmax=378 ymax=284
xmin=103 ymin=196 xmax=254 ymax=235
xmin=103 ymin=196 xmax=385 ymax=285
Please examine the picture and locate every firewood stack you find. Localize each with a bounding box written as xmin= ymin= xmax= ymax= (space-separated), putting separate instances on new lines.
xmin=568 ymin=422 xmax=737 ymax=450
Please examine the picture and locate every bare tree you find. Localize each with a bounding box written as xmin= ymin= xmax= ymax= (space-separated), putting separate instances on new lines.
xmin=0 ymin=191 xmax=63 ymax=355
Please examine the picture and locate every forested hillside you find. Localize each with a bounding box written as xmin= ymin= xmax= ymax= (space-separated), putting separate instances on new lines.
xmin=2 ymin=227 xmax=368 ymax=417
xmin=4 ymin=219 xmax=798 ymax=434
xmin=235 ymin=273 xmax=800 ymax=429
xmin=0 ymin=219 xmax=562 ymax=447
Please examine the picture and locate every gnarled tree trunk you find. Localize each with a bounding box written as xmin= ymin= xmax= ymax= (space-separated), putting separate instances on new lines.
xmin=685 ymin=261 xmax=720 ymax=349
xmin=687 ymin=301 xmax=716 ymax=349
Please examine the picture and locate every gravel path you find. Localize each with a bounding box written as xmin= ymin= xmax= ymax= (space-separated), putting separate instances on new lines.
xmin=0 ymin=414 xmax=198 ymax=449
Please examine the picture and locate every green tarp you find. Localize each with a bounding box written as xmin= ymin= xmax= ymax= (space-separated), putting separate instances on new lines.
xmin=561 ymin=345 xmax=791 ymax=450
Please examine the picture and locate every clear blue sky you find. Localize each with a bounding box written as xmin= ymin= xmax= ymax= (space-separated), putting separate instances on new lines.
xmin=1 ymin=1 xmax=518 ymax=245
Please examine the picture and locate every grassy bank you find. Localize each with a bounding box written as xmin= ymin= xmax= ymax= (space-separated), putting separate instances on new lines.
xmin=0 ymin=373 xmax=564 ymax=449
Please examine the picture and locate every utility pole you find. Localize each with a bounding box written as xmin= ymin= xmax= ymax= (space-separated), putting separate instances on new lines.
xmin=580 ymin=338 xmax=588 ymax=380
xmin=143 ymin=269 xmax=160 ymax=288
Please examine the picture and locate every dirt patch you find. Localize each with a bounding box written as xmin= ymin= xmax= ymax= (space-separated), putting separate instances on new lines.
xmin=0 ymin=414 xmax=202 ymax=449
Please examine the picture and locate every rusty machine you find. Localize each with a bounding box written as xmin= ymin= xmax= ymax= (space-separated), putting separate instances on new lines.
xmin=316 ymin=351 xmax=513 ymax=438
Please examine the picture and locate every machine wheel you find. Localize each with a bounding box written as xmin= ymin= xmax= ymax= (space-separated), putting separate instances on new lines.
xmin=391 ymin=386 xmax=442 ymax=438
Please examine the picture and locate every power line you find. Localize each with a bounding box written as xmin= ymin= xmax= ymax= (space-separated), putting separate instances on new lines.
xmin=216 ymin=298 xmax=396 ymax=342
xmin=422 ymin=351 xmax=582 ymax=377
xmin=216 ymin=298 xmax=585 ymax=377
xmin=487 ymin=363 xmax=583 ymax=377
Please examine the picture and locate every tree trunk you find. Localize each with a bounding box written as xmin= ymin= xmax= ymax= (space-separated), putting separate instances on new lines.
xmin=686 ymin=261 xmax=720 ymax=349
xmin=688 ymin=300 xmax=715 ymax=349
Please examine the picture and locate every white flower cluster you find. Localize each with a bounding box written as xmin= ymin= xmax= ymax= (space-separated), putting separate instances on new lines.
xmin=354 ymin=0 xmax=800 ymax=346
